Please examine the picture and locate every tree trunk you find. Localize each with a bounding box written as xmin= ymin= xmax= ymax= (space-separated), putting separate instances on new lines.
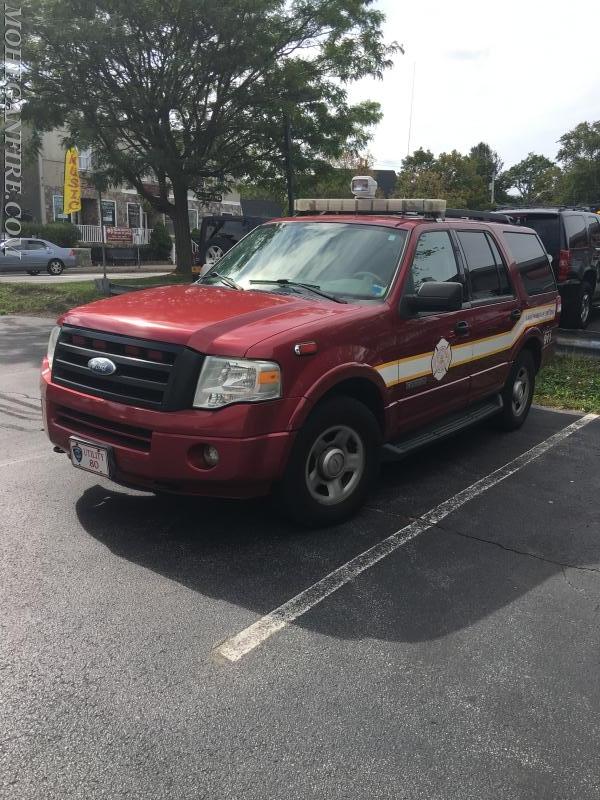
xmin=171 ymin=182 xmax=192 ymax=275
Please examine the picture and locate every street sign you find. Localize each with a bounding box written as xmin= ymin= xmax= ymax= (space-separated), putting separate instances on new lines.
xmin=105 ymin=227 xmax=133 ymax=243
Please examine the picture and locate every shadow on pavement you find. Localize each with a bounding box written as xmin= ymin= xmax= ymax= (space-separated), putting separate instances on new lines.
xmin=0 ymin=315 xmax=54 ymax=368
xmin=74 ymin=411 xmax=599 ymax=645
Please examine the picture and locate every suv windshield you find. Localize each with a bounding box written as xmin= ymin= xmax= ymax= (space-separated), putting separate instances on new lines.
xmin=199 ymin=221 xmax=407 ymax=300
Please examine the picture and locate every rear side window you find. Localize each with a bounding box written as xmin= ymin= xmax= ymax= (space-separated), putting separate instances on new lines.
xmin=511 ymin=214 xmax=560 ymax=258
xmin=405 ymin=230 xmax=460 ymax=293
xmin=563 ymin=215 xmax=588 ymax=249
xmin=457 ymin=230 xmax=512 ymax=300
xmin=587 ymin=215 xmax=600 ymax=246
xmin=504 ymin=232 xmax=556 ymax=296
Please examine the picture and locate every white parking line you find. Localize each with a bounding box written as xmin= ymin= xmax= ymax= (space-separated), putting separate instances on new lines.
xmin=214 ymin=412 xmax=599 ymax=663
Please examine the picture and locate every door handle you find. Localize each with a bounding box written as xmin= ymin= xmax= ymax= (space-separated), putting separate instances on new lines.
xmin=454 ymin=320 xmax=470 ymax=336
xmin=510 ymin=309 xmax=522 ymax=321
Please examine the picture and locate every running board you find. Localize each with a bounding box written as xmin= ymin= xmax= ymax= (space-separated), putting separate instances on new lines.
xmin=383 ymin=395 xmax=503 ymax=459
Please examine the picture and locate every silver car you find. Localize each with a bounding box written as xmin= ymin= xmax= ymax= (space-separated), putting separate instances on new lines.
xmin=0 ymin=238 xmax=77 ymax=276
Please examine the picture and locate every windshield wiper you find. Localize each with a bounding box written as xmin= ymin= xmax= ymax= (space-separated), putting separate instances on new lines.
xmin=248 ymin=279 xmax=347 ymax=304
xmin=203 ymin=271 xmax=244 ymax=291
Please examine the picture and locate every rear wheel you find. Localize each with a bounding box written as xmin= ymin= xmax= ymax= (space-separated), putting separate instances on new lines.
xmin=496 ymin=350 xmax=535 ymax=431
xmin=47 ymin=259 xmax=64 ymax=276
xmin=562 ymin=284 xmax=592 ymax=329
xmin=276 ymin=396 xmax=380 ymax=527
xmin=200 ymin=236 xmax=231 ymax=268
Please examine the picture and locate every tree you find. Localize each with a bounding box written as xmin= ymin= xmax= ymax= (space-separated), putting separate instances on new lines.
xmin=395 ymin=148 xmax=487 ymax=208
xmin=24 ymin=0 xmax=397 ymax=273
xmin=502 ymin=152 xmax=561 ymax=205
xmin=469 ymin=142 xmax=505 ymax=205
xmin=556 ymin=121 xmax=600 ymax=205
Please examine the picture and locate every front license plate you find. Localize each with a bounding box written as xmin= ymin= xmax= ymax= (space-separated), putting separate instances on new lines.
xmin=69 ymin=438 xmax=111 ymax=477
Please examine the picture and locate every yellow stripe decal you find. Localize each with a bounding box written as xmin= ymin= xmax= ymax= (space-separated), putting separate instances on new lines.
xmin=376 ymin=303 xmax=556 ymax=388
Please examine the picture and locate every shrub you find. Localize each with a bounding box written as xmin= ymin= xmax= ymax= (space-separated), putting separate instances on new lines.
xmin=149 ymin=222 xmax=172 ymax=260
xmin=20 ymin=221 xmax=80 ymax=248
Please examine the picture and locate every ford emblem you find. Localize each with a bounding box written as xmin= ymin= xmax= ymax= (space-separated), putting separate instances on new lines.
xmin=88 ymin=356 xmax=117 ymax=376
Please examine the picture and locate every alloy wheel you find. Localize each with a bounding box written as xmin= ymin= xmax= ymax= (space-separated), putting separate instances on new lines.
xmin=305 ymin=424 xmax=365 ymax=506
xmin=511 ymin=366 xmax=530 ymax=417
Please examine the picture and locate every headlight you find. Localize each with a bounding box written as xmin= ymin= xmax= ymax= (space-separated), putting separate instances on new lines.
xmin=47 ymin=326 xmax=61 ymax=368
xmin=193 ymin=356 xmax=281 ymax=409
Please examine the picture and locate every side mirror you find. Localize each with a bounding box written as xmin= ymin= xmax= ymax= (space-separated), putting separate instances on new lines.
xmin=405 ymin=281 xmax=463 ymax=313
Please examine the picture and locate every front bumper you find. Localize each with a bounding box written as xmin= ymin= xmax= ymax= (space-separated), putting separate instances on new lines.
xmin=42 ymin=363 xmax=296 ymax=498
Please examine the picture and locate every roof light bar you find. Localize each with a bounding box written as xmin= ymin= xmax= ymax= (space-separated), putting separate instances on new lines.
xmin=294 ymin=197 xmax=447 ymax=216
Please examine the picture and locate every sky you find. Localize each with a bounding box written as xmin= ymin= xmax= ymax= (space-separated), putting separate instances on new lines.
xmin=347 ymin=0 xmax=600 ymax=172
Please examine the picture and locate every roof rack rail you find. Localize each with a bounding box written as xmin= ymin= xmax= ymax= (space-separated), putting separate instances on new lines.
xmin=445 ymin=208 xmax=514 ymax=224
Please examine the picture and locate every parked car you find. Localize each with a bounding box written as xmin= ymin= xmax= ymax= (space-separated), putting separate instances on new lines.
xmin=0 ymin=238 xmax=77 ymax=276
xmin=194 ymin=216 xmax=271 ymax=268
xmin=42 ymin=188 xmax=559 ymax=526
xmin=502 ymin=208 xmax=600 ymax=328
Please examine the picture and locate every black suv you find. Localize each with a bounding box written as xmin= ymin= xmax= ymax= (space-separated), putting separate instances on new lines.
xmin=194 ymin=216 xmax=271 ymax=268
xmin=502 ymin=208 xmax=600 ymax=328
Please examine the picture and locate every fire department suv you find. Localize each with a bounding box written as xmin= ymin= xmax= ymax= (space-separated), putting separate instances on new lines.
xmin=42 ymin=182 xmax=559 ymax=526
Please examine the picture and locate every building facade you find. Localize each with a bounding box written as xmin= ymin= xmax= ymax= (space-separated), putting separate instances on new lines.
xmin=22 ymin=130 xmax=242 ymax=245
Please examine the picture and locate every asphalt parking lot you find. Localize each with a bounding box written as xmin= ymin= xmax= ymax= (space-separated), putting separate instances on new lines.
xmin=1 ymin=315 xmax=600 ymax=800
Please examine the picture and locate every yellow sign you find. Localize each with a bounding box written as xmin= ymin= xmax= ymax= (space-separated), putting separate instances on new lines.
xmin=63 ymin=147 xmax=81 ymax=215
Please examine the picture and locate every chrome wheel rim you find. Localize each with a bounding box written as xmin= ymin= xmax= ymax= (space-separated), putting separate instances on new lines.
xmin=305 ymin=424 xmax=365 ymax=506
xmin=205 ymin=245 xmax=224 ymax=266
xmin=512 ymin=366 xmax=530 ymax=416
xmin=581 ymin=293 xmax=590 ymax=325
xmin=49 ymin=260 xmax=62 ymax=274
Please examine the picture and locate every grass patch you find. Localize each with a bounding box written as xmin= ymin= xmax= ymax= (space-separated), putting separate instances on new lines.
xmin=0 ymin=273 xmax=193 ymax=316
xmin=535 ymin=355 xmax=600 ymax=413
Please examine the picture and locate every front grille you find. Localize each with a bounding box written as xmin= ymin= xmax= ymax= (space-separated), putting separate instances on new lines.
xmin=52 ymin=326 xmax=201 ymax=410
xmin=54 ymin=405 xmax=152 ymax=452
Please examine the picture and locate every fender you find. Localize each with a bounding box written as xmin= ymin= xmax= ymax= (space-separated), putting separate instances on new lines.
xmin=287 ymin=362 xmax=389 ymax=432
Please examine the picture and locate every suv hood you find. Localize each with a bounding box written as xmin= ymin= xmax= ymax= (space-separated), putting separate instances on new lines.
xmin=60 ymin=284 xmax=356 ymax=356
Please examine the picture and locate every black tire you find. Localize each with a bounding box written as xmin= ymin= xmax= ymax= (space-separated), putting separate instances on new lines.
xmin=276 ymin=396 xmax=381 ymax=527
xmin=47 ymin=259 xmax=64 ymax=276
xmin=561 ymin=284 xmax=592 ymax=329
xmin=26 ymin=270 xmax=40 ymax=276
xmin=200 ymin=236 xmax=232 ymax=268
xmin=496 ymin=350 xmax=535 ymax=431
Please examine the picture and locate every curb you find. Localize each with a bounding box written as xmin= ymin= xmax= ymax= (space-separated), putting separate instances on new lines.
xmin=556 ymin=329 xmax=600 ymax=358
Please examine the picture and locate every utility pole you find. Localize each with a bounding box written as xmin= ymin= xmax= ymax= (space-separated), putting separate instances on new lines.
xmin=407 ymin=61 xmax=416 ymax=157
xmin=98 ymin=189 xmax=107 ymax=280
xmin=283 ymin=113 xmax=294 ymax=217
xmin=489 ymin=173 xmax=495 ymax=206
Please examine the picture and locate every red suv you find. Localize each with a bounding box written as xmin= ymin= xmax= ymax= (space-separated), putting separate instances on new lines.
xmin=42 ymin=195 xmax=559 ymax=526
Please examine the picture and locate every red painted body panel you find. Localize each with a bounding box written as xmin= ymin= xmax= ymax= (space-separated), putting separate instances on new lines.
xmin=44 ymin=215 xmax=559 ymax=499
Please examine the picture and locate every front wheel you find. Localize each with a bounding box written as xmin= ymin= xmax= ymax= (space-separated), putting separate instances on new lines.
xmin=496 ymin=350 xmax=535 ymax=431
xmin=276 ymin=396 xmax=380 ymax=527
xmin=47 ymin=259 xmax=64 ymax=276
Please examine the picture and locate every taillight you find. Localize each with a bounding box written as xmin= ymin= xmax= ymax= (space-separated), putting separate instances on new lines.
xmin=558 ymin=249 xmax=571 ymax=281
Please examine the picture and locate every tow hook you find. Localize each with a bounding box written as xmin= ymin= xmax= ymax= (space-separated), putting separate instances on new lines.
xmin=53 ymin=446 xmax=65 ymax=454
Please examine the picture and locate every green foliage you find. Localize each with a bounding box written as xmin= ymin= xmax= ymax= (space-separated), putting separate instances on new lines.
xmin=556 ymin=121 xmax=600 ymax=205
xmin=20 ymin=221 xmax=80 ymax=247
xmin=395 ymin=148 xmax=488 ymax=208
xmin=502 ymin=152 xmax=562 ymax=205
xmin=24 ymin=0 xmax=398 ymax=272
xmin=535 ymin=355 xmax=600 ymax=413
xmin=149 ymin=222 xmax=173 ymax=260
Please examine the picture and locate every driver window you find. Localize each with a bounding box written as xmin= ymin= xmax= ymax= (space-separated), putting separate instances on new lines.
xmin=405 ymin=231 xmax=460 ymax=294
